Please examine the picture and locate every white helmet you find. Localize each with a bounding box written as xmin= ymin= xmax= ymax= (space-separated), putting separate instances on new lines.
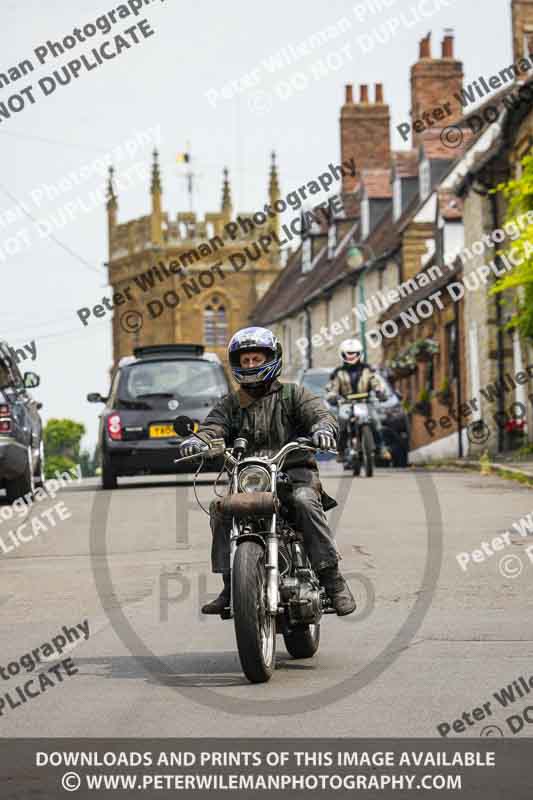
xmin=339 ymin=338 xmax=363 ymax=365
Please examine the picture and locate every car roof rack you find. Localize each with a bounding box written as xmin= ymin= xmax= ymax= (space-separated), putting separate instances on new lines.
xmin=133 ymin=344 xmax=205 ymax=360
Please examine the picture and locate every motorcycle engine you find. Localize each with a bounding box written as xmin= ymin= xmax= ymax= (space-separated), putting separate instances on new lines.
xmin=280 ymin=574 xmax=322 ymax=625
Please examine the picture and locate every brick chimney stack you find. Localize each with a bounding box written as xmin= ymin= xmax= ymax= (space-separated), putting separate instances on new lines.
xmin=340 ymin=82 xmax=391 ymax=195
xmin=410 ymin=30 xmax=464 ymax=147
xmin=512 ymin=0 xmax=533 ymax=64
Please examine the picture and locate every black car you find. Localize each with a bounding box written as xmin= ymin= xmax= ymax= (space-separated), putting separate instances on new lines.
xmin=0 ymin=340 xmax=43 ymax=502
xmin=89 ymin=344 xmax=230 ymax=489
xmin=373 ymin=368 xmax=410 ymax=467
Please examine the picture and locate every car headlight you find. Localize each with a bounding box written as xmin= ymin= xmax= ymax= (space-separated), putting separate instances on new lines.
xmin=238 ymin=465 xmax=271 ymax=493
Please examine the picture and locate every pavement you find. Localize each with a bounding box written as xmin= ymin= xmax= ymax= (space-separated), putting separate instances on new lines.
xmin=1 ymin=464 xmax=532 ymax=738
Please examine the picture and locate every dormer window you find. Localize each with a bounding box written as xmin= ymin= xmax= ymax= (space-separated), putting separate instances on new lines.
xmin=328 ymin=224 xmax=337 ymax=259
xmin=393 ymin=176 xmax=402 ymax=221
xmin=419 ymin=158 xmax=431 ymax=201
xmin=361 ymin=197 xmax=370 ymax=239
xmin=302 ymin=237 xmax=312 ymax=273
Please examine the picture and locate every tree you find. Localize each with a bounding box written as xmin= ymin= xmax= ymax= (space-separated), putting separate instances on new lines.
xmin=490 ymin=154 xmax=533 ymax=338
xmin=43 ymin=418 xmax=86 ymax=479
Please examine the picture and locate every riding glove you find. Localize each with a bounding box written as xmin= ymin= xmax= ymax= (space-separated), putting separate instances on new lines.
xmin=179 ymin=437 xmax=203 ymax=457
xmin=312 ymin=429 xmax=336 ymax=451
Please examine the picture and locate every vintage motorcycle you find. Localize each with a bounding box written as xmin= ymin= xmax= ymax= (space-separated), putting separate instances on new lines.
xmin=173 ymin=415 xmax=337 ymax=684
xmin=338 ymin=391 xmax=375 ymax=477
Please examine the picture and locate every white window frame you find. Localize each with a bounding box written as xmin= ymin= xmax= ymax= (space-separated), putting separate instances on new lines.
xmin=361 ymin=197 xmax=370 ymax=239
xmin=327 ymin=224 xmax=337 ymax=259
xmin=419 ymin=159 xmax=431 ymax=201
xmin=302 ymin=238 xmax=312 ymax=273
xmin=393 ymin=176 xmax=402 ymax=221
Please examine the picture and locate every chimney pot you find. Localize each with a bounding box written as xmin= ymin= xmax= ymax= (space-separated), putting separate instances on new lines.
xmin=442 ymin=29 xmax=454 ymax=58
xmin=375 ymin=83 xmax=384 ymax=103
xmin=419 ymin=32 xmax=431 ymax=58
xmin=345 ymin=83 xmax=353 ymax=103
xmin=360 ymin=84 xmax=369 ymax=103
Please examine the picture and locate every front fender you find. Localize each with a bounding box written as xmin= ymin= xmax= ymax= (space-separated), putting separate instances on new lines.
xmin=236 ymin=532 xmax=266 ymax=549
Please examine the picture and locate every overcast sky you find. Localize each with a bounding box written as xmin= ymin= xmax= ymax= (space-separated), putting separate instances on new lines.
xmin=1 ymin=0 xmax=511 ymax=449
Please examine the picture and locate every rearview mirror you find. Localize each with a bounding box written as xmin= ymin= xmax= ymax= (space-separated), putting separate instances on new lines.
xmin=23 ymin=372 xmax=40 ymax=389
xmin=174 ymin=415 xmax=197 ymax=437
xmin=87 ymin=392 xmax=106 ymax=403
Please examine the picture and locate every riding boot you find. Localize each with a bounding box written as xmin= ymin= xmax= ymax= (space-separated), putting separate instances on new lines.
xmin=318 ymin=565 xmax=356 ymax=616
xmin=201 ymin=572 xmax=231 ymax=615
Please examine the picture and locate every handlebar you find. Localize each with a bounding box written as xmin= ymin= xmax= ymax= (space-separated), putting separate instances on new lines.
xmin=173 ymin=437 xmax=335 ymax=468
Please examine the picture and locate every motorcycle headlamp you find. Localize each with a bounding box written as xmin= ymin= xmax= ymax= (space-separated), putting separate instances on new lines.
xmin=238 ymin=465 xmax=271 ymax=493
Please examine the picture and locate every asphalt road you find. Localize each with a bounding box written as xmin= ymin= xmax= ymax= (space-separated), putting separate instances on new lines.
xmin=1 ymin=464 xmax=532 ymax=738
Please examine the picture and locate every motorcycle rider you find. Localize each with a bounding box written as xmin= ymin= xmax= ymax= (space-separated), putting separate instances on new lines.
xmin=179 ymin=326 xmax=357 ymax=617
xmin=327 ymin=338 xmax=391 ymax=461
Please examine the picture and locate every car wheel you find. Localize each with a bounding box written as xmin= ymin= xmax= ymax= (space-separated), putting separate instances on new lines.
xmin=101 ymin=450 xmax=117 ymax=490
xmin=6 ymin=447 xmax=34 ymax=504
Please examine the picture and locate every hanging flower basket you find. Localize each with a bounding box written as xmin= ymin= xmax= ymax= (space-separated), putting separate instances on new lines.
xmin=389 ymin=353 xmax=417 ymax=379
xmin=410 ymin=338 xmax=439 ymax=363
xmin=392 ymin=364 xmax=416 ymax=379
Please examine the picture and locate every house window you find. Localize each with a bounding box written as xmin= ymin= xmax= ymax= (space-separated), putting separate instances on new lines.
xmin=445 ymin=322 xmax=458 ymax=380
xmin=361 ymin=197 xmax=370 ymax=238
xmin=328 ymin=224 xmax=337 ymax=259
xmin=393 ymin=177 xmax=402 ymax=221
xmin=302 ymin=237 xmax=312 ymax=273
xmin=204 ymin=295 xmax=228 ymax=346
xmin=419 ymin=159 xmax=431 ymax=201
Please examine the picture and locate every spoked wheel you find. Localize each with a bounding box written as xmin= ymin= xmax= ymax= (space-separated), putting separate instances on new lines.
xmin=361 ymin=426 xmax=375 ymax=477
xmin=233 ymin=541 xmax=276 ymax=683
xmin=282 ymin=622 xmax=320 ymax=659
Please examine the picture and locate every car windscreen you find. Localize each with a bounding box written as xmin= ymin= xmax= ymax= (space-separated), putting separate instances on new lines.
xmin=117 ymin=360 xmax=227 ymax=407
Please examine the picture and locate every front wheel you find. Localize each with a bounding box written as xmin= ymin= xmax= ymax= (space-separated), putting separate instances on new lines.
xmin=233 ymin=541 xmax=275 ymax=684
xmin=283 ymin=623 xmax=320 ymax=659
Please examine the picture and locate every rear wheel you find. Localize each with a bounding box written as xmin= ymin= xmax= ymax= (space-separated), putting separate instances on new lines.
xmin=233 ymin=541 xmax=275 ymax=684
xmin=6 ymin=447 xmax=34 ymax=503
xmin=362 ymin=426 xmax=374 ymax=477
xmin=101 ymin=450 xmax=117 ymax=490
xmin=283 ymin=623 xmax=320 ymax=659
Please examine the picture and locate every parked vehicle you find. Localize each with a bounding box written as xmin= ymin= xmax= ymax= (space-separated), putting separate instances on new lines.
xmin=297 ymin=367 xmax=337 ymax=460
xmin=174 ymin=416 xmax=337 ymax=684
xmin=88 ymin=344 xmax=230 ymax=490
xmin=373 ymin=368 xmax=410 ymax=467
xmin=298 ymin=367 xmax=337 ymax=412
xmin=0 ymin=341 xmax=43 ymax=502
xmin=338 ymin=392 xmax=375 ymax=477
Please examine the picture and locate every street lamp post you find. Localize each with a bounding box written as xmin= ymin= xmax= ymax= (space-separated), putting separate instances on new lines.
xmin=346 ymin=241 xmax=376 ymax=362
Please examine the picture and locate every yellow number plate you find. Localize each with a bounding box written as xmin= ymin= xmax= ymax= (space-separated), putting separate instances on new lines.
xmin=149 ymin=424 xmax=175 ymax=438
